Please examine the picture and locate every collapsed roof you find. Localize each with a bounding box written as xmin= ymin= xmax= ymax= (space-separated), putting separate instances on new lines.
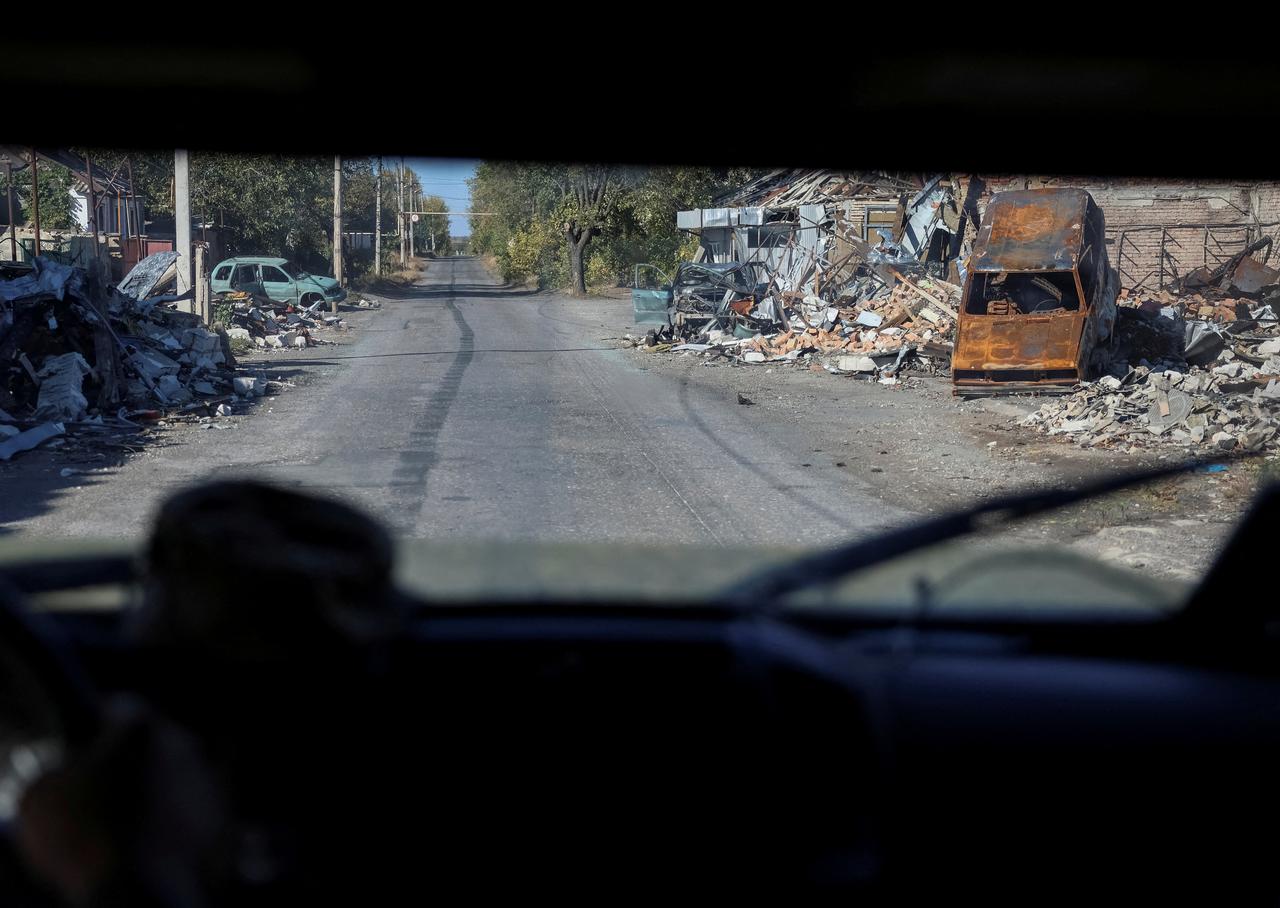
xmin=712 ymin=170 xmax=924 ymax=210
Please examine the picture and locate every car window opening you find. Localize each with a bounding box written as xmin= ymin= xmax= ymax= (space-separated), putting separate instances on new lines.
xmin=966 ymin=271 xmax=1081 ymax=316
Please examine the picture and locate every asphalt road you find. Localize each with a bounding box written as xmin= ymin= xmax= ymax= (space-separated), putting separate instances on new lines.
xmin=2 ymin=257 xmax=916 ymax=546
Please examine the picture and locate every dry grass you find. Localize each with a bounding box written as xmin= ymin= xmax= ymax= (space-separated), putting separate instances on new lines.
xmin=354 ymin=257 xmax=428 ymax=291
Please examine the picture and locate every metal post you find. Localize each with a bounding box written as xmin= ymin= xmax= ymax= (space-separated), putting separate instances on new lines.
xmin=332 ymin=155 xmax=343 ymax=303
xmin=120 ymin=189 xmax=130 ymax=262
xmin=375 ymin=157 xmax=382 ymax=278
xmin=126 ymin=156 xmax=142 ymax=263
xmin=194 ymin=244 xmax=207 ymax=324
xmin=1158 ymin=229 xmax=1166 ymax=290
xmin=5 ymin=162 xmax=14 ymax=261
xmin=29 ymin=148 xmax=40 ymax=257
xmin=174 ymin=150 xmax=192 ymax=302
xmin=83 ymin=153 xmax=99 ymax=261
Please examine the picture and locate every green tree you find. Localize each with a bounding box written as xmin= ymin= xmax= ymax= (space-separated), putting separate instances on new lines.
xmin=468 ymin=162 xmax=763 ymax=292
xmin=86 ymin=150 xmax=333 ymax=267
xmin=0 ymin=160 xmax=77 ymax=231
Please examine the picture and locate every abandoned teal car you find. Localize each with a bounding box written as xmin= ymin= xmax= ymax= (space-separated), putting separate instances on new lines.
xmin=210 ymin=256 xmax=346 ymax=308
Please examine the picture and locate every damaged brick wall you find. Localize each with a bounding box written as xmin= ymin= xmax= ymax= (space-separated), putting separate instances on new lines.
xmin=976 ymin=176 xmax=1280 ymax=291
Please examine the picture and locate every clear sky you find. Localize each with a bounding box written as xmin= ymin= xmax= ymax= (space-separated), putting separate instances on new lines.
xmin=405 ymin=158 xmax=478 ymax=240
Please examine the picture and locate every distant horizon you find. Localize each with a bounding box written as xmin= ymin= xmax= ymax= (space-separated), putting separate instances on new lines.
xmin=405 ymin=158 xmax=477 ymax=240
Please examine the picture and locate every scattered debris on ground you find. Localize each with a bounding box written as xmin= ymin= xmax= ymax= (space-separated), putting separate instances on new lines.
xmin=629 ymin=262 xmax=958 ymax=384
xmin=1021 ymin=249 xmax=1280 ymax=454
xmin=220 ymin=288 xmax=358 ymax=351
xmin=1 ymin=254 xmax=366 ymax=464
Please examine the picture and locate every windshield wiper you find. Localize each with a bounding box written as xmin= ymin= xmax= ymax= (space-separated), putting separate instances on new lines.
xmin=715 ymin=457 xmax=1231 ymax=609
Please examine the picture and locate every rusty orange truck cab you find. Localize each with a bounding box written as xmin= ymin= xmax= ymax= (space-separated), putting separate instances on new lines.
xmin=952 ymin=188 xmax=1118 ymax=396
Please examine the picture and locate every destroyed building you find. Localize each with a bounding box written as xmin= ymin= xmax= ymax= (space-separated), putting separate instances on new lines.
xmin=0 ymin=148 xmax=228 ymax=282
xmin=676 ymin=170 xmax=977 ymax=286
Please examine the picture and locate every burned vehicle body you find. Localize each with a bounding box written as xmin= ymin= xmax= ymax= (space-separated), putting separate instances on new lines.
xmin=671 ymin=261 xmax=767 ymax=336
xmin=952 ymin=188 xmax=1118 ymax=396
xmin=631 ymin=261 xmax=771 ymax=340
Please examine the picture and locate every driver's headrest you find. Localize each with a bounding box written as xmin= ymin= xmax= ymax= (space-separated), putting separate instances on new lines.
xmin=133 ymin=480 xmax=397 ymax=657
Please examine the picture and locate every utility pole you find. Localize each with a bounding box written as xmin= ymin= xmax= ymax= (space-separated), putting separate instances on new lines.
xmin=332 ymin=155 xmax=343 ymax=312
xmin=409 ymin=179 xmax=416 ymax=258
xmin=174 ymin=149 xmax=192 ymax=301
xmin=398 ymin=157 xmax=405 ymax=266
xmin=374 ymin=157 xmax=382 ymax=278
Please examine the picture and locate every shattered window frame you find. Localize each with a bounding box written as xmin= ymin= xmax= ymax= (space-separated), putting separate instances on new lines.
xmin=965 ymin=270 xmax=1085 ymax=316
xmin=863 ymin=206 xmax=898 ymax=242
xmin=232 ymin=264 xmax=260 ymax=286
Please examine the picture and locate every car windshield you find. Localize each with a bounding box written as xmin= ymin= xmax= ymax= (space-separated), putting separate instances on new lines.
xmin=0 ymin=153 xmax=1276 ymax=612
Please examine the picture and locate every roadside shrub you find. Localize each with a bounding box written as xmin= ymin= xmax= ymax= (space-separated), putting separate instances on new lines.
xmin=585 ymin=254 xmax=615 ymax=290
xmin=505 ymin=218 xmax=563 ymax=287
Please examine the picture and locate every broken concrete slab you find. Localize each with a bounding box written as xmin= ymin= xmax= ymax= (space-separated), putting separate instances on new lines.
xmin=1147 ymin=389 xmax=1193 ymax=434
xmin=33 ymin=352 xmax=92 ymax=422
xmin=180 ymin=327 xmax=222 ymax=355
xmin=836 ymin=355 xmax=878 ymax=373
xmin=0 ymin=422 xmax=65 ymax=461
xmin=128 ymin=346 xmax=181 ymax=380
xmin=155 ymin=374 xmax=192 ymax=405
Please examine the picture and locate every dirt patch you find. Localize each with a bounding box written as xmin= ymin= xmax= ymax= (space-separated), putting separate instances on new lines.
xmin=628 ymin=344 xmax=1258 ymax=584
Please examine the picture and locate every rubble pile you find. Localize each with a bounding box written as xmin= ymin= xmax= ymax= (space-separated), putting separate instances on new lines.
xmin=646 ymin=267 xmax=960 ymax=381
xmin=222 ymin=290 xmax=350 ymax=350
xmin=1022 ymin=248 xmax=1280 ymax=454
xmin=641 ymin=172 xmax=973 ymax=383
xmin=0 ymin=254 xmax=334 ymax=463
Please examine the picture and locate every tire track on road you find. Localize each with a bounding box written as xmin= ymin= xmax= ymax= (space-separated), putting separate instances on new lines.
xmin=566 ymin=354 xmax=726 ymax=547
xmin=391 ymin=262 xmax=475 ymax=531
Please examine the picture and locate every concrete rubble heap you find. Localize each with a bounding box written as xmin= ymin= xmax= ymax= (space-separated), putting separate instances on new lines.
xmin=1022 ymin=247 xmax=1280 ymax=454
xmin=0 ymin=253 xmax=313 ymax=462
xmin=219 ymin=288 xmax=354 ymax=349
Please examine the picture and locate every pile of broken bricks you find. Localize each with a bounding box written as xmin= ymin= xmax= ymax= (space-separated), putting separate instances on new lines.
xmin=640 ymin=270 xmax=957 ymax=384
